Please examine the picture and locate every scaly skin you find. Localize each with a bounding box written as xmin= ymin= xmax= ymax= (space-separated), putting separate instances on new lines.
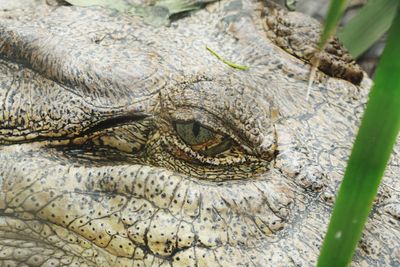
xmin=0 ymin=0 xmax=399 ymax=266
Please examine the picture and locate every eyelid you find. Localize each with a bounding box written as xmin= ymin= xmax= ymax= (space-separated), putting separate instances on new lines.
xmin=201 ymin=139 xmax=233 ymax=156
xmin=162 ymin=133 xmax=252 ymax=165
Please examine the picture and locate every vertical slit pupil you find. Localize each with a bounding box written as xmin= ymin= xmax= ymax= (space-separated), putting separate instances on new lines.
xmin=192 ymin=121 xmax=201 ymax=137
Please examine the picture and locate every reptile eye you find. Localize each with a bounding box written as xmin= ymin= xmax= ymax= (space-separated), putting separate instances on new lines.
xmin=175 ymin=121 xmax=232 ymax=156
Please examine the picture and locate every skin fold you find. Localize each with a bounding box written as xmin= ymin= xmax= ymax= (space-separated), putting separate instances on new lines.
xmin=0 ymin=0 xmax=399 ymax=266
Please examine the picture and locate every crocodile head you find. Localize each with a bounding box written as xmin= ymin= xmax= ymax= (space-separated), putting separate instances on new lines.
xmin=0 ymin=0 xmax=399 ymax=266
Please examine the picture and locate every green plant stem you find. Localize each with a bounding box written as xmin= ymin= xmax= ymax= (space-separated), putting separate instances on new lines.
xmin=317 ymin=7 xmax=400 ymax=267
xmin=318 ymin=0 xmax=348 ymax=49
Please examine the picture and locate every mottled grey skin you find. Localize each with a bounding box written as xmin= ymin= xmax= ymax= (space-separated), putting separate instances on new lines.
xmin=0 ymin=0 xmax=399 ymax=266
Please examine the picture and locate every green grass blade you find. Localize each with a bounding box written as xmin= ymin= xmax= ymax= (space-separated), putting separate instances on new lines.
xmin=206 ymin=46 xmax=250 ymax=70
xmin=318 ymin=0 xmax=348 ymax=49
xmin=308 ymin=0 xmax=348 ymax=99
xmin=338 ymin=0 xmax=398 ymax=58
xmin=317 ymin=7 xmax=400 ymax=267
